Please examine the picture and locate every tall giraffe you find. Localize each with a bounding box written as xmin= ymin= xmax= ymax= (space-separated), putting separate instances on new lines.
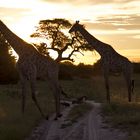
xmin=0 ymin=20 xmax=62 ymax=119
xmin=69 ymin=21 xmax=134 ymax=102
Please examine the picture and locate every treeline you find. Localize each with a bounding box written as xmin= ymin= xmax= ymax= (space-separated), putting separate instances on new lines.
xmin=0 ymin=58 xmax=140 ymax=83
xmin=59 ymin=62 xmax=95 ymax=79
xmin=0 ymin=33 xmax=18 ymax=84
xmin=59 ymin=61 xmax=140 ymax=80
xmin=133 ymin=62 xmax=140 ymax=74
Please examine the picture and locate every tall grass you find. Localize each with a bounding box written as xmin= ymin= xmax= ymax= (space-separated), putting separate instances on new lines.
xmin=62 ymin=74 xmax=140 ymax=140
xmin=96 ymin=74 xmax=140 ymax=140
xmin=102 ymin=102 xmax=140 ymax=140
xmin=0 ymin=74 xmax=139 ymax=139
xmin=61 ymin=74 xmax=140 ymax=103
xmin=0 ymin=81 xmax=55 ymax=140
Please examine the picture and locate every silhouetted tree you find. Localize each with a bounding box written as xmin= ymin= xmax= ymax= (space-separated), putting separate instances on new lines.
xmin=31 ymin=18 xmax=87 ymax=62
xmin=0 ymin=33 xmax=18 ymax=84
xmin=133 ymin=62 xmax=140 ymax=73
xmin=93 ymin=59 xmax=102 ymax=75
xmin=33 ymin=42 xmax=49 ymax=56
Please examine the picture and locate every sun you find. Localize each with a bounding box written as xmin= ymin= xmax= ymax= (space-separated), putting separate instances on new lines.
xmin=9 ymin=19 xmax=37 ymax=42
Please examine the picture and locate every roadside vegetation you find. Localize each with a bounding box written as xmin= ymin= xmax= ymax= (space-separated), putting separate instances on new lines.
xmin=102 ymin=102 xmax=140 ymax=140
xmin=0 ymin=74 xmax=139 ymax=140
xmin=0 ymin=81 xmax=55 ymax=140
xmin=66 ymin=103 xmax=93 ymax=123
xmin=99 ymin=74 xmax=140 ymax=140
xmin=61 ymin=103 xmax=93 ymax=128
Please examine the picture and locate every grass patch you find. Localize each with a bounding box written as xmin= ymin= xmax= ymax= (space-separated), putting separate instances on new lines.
xmin=0 ymin=74 xmax=139 ymax=139
xmin=61 ymin=74 xmax=140 ymax=103
xmin=0 ymin=81 xmax=55 ymax=140
xmin=61 ymin=103 xmax=93 ymax=129
xmin=61 ymin=77 xmax=106 ymax=102
xmin=99 ymin=74 xmax=140 ymax=140
xmin=102 ymin=102 xmax=140 ymax=140
xmin=67 ymin=103 xmax=93 ymax=123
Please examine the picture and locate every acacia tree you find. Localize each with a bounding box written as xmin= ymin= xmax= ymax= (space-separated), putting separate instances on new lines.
xmin=31 ymin=18 xmax=87 ymax=62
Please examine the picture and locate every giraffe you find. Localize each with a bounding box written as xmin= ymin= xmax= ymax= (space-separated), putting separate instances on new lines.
xmin=0 ymin=20 xmax=62 ymax=119
xmin=69 ymin=21 xmax=134 ymax=102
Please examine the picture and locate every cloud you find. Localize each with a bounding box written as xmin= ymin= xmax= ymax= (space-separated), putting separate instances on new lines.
xmin=41 ymin=0 xmax=138 ymax=5
xmin=132 ymin=35 xmax=140 ymax=39
xmin=0 ymin=0 xmax=40 ymax=9
xmin=79 ymin=12 xmax=140 ymax=51
xmin=0 ymin=7 xmax=31 ymax=22
xmin=82 ymin=14 xmax=140 ymax=31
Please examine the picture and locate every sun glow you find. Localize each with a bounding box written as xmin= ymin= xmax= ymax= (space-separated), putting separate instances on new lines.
xmin=0 ymin=0 xmax=140 ymax=64
xmin=0 ymin=0 xmax=41 ymax=9
xmin=10 ymin=20 xmax=37 ymax=42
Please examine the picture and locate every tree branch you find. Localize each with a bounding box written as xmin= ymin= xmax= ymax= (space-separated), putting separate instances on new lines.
xmin=58 ymin=46 xmax=84 ymax=62
xmin=51 ymin=24 xmax=60 ymax=48
xmin=60 ymin=57 xmax=74 ymax=62
xmin=56 ymin=36 xmax=85 ymax=62
xmin=61 ymin=36 xmax=76 ymax=52
xmin=46 ymin=47 xmax=60 ymax=52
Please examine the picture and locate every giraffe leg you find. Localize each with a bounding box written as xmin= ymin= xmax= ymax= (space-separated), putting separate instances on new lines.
xmin=30 ymin=80 xmax=47 ymax=119
xmin=124 ymin=74 xmax=132 ymax=102
xmin=60 ymin=86 xmax=69 ymax=99
xmin=19 ymin=73 xmax=27 ymax=114
xmin=49 ymin=78 xmax=62 ymax=120
xmin=53 ymin=85 xmax=62 ymax=120
xmin=54 ymin=89 xmax=62 ymax=120
xmin=127 ymin=80 xmax=132 ymax=102
xmin=131 ymin=80 xmax=134 ymax=94
xmin=21 ymin=81 xmax=27 ymax=113
xmin=104 ymin=71 xmax=110 ymax=103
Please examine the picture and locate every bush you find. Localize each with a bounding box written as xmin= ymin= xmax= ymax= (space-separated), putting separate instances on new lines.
xmin=0 ymin=33 xmax=19 ymax=84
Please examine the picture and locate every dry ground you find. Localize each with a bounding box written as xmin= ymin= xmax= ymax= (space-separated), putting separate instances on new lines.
xmin=27 ymin=101 xmax=128 ymax=140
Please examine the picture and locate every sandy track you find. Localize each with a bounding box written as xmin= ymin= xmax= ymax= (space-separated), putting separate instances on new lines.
xmin=26 ymin=101 xmax=128 ymax=140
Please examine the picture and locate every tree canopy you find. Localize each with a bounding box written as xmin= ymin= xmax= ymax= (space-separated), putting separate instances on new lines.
xmin=31 ymin=18 xmax=88 ymax=62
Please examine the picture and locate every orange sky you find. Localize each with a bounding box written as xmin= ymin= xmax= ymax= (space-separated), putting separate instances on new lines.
xmin=0 ymin=0 xmax=140 ymax=65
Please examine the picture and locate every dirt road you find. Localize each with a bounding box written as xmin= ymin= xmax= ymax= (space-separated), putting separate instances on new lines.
xmin=27 ymin=101 xmax=128 ymax=140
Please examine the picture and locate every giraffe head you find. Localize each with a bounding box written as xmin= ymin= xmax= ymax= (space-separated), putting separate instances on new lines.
xmin=69 ymin=20 xmax=84 ymax=33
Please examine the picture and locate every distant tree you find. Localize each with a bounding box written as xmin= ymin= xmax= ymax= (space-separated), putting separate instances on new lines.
xmin=59 ymin=62 xmax=74 ymax=80
xmin=133 ymin=62 xmax=140 ymax=73
xmin=31 ymin=18 xmax=88 ymax=62
xmin=33 ymin=42 xmax=49 ymax=56
xmin=0 ymin=33 xmax=18 ymax=84
xmin=93 ymin=59 xmax=102 ymax=75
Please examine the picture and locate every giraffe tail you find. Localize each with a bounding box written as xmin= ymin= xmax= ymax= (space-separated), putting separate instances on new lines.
xmin=131 ymin=80 xmax=134 ymax=94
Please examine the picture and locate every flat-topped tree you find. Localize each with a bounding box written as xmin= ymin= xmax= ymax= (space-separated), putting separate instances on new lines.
xmin=69 ymin=21 xmax=134 ymax=102
xmin=0 ymin=20 xmax=64 ymax=119
xmin=31 ymin=18 xmax=87 ymax=62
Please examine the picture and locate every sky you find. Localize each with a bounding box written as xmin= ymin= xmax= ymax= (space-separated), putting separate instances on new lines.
xmin=0 ymin=0 xmax=140 ymax=65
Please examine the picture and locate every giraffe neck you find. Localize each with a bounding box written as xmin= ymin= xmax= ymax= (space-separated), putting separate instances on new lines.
xmin=0 ymin=21 xmax=33 ymax=56
xmin=78 ymin=26 xmax=107 ymax=55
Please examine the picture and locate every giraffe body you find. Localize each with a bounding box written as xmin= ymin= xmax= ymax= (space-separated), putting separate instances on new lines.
xmin=69 ymin=21 xmax=134 ymax=102
xmin=0 ymin=20 xmax=61 ymax=119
